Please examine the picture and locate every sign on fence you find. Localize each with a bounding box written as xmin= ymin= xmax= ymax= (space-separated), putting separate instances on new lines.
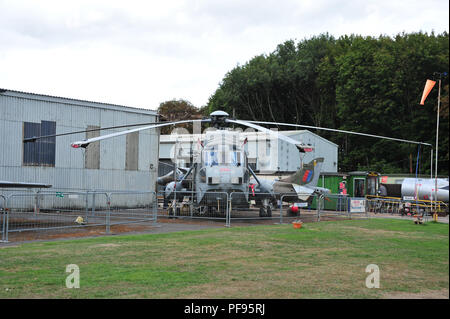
xmin=350 ymin=198 xmax=366 ymax=213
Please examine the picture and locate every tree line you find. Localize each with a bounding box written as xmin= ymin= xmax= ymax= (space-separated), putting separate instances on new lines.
xmin=205 ymin=32 xmax=449 ymax=175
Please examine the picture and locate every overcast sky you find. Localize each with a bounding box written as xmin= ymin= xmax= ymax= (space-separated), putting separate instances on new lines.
xmin=0 ymin=0 xmax=448 ymax=111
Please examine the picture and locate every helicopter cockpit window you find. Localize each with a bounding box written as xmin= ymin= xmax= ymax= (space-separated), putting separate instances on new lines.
xmin=204 ymin=151 xmax=219 ymax=166
xmin=203 ymin=145 xmax=243 ymax=167
xmin=230 ymin=151 xmax=241 ymax=166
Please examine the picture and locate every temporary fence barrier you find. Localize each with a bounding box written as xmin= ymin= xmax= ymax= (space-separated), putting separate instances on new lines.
xmin=229 ymin=192 xmax=322 ymax=226
xmin=107 ymin=191 xmax=158 ymax=229
xmin=278 ymin=193 xmax=321 ymax=224
xmin=156 ymin=190 xmax=355 ymax=227
xmin=157 ymin=191 xmax=229 ymax=224
xmin=365 ymin=195 xmax=448 ymax=220
xmin=2 ymin=191 xmax=103 ymax=242
xmin=228 ymin=192 xmax=278 ymax=224
xmin=1 ymin=195 xmax=6 ymax=242
xmin=5 ymin=186 xmax=445 ymax=243
xmin=366 ymin=195 xmax=407 ymax=214
xmin=0 ymin=190 xmax=158 ymax=242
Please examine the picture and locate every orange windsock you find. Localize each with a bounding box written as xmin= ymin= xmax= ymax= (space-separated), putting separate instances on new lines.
xmin=420 ymin=79 xmax=436 ymax=105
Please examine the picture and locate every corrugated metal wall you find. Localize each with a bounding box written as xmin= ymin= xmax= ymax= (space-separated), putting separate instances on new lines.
xmin=277 ymin=131 xmax=338 ymax=173
xmin=0 ymin=91 xmax=159 ymax=193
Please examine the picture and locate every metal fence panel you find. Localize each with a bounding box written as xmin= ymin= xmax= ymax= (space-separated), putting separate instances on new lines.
xmin=277 ymin=193 xmax=321 ymax=224
xmin=7 ymin=186 xmax=448 ymax=243
xmin=1 ymin=195 xmax=6 ymax=242
xmin=0 ymin=190 xmax=161 ymax=242
xmin=228 ymin=192 xmax=322 ymax=225
xmin=108 ymin=192 xmax=157 ymax=228
xmin=365 ymin=195 xmax=448 ymax=221
xmin=2 ymin=192 xmax=101 ymax=242
xmin=315 ymin=194 xmax=362 ymax=220
xmin=157 ymin=191 xmax=229 ymax=223
xmin=4 ymin=192 xmax=102 ymax=235
xmin=229 ymin=192 xmax=276 ymax=222
xmin=366 ymin=197 xmax=401 ymax=214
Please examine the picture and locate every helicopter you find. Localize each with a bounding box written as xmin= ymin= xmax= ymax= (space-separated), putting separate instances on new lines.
xmin=23 ymin=106 xmax=431 ymax=218
xmin=70 ymin=110 xmax=329 ymax=217
xmin=157 ymin=129 xmax=328 ymax=217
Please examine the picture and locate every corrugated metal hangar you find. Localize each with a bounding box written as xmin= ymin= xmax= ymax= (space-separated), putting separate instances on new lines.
xmin=248 ymin=130 xmax=338 ymax=173
xmin=0 ymin=88 xmax=159 ymax=192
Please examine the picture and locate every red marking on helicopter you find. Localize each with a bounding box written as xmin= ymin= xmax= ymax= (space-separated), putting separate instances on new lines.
xmin=249 ymin=184 xmax=256 ymax=196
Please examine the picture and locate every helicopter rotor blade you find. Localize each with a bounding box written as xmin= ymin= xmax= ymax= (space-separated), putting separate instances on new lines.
xmin=226 ymin=119 xmax=313 ymax=152
xmin=244 ymin=120 xmax=432 ymax=147
xmin=23 ymin=120 xmax=174 ymax=143
xmin=71 ymin=119 xmax=210 ymax=148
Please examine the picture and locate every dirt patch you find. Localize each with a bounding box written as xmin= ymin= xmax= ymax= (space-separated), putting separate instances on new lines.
xmin=3 ymin=223 xmax=156 ymax=243
xmin=157 ymin=217 xmax=223 ymax=226
xmin=0 ymin=244 xmax=20 ymax=249
xmin=383 ymin=288 xmax=449 ymax=299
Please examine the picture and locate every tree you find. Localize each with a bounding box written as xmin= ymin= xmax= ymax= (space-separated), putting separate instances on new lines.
xmin=157 ymin=99 xmax=201 ymax=134
xmin=207 ymin=32 xmax=449 ymax=174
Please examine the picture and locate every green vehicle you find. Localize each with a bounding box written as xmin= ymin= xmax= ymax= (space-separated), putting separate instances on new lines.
xmin=310 ymin=171 xmax=380 ymax=210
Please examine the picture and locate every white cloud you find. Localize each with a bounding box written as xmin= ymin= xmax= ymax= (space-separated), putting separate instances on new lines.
xmin=0 ymin=0 xmax=448 ymax=110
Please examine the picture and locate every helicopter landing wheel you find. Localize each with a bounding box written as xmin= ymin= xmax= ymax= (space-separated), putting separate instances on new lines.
xmin=266 ymin=206 xmax=272 ymax=217
xmin=193 ymin=206 xmax=205 ymax=216
xmin=259 ymin=206 xmax=272 ymax=218
xmin=168 ymin=206 xmax=180 ymax=218
xmin=206 ymin=205 xmax=217 ymax=217
xmin=259 ymin=207 xmax=265 ymax=217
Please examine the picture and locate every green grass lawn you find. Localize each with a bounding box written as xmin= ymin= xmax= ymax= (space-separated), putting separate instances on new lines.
xmin=0 ymin=219 xmax=448 ymax=298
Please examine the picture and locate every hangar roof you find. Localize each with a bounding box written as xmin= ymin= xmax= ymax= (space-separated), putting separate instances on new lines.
xmin=0 ymin=88 xmax=157 ymax=116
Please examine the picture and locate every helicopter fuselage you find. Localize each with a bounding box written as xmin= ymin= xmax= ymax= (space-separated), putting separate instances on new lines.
xmin=165 ymin=130 xmax=254 ymax=207
xmin=196 ymin=130 xmax=250 ymax=205
xmin=162 ymin=126 xmax=325 ymax=215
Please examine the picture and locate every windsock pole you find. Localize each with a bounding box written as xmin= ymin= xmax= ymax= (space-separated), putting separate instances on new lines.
xmin=434 ymin=78 xmax=441 ymax=218
xmin=420 ymin=73 xmax=447 ymax=218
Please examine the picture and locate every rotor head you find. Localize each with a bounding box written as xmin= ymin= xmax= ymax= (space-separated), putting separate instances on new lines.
xmin=210 ymin=110 xmax=230 ymax=128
